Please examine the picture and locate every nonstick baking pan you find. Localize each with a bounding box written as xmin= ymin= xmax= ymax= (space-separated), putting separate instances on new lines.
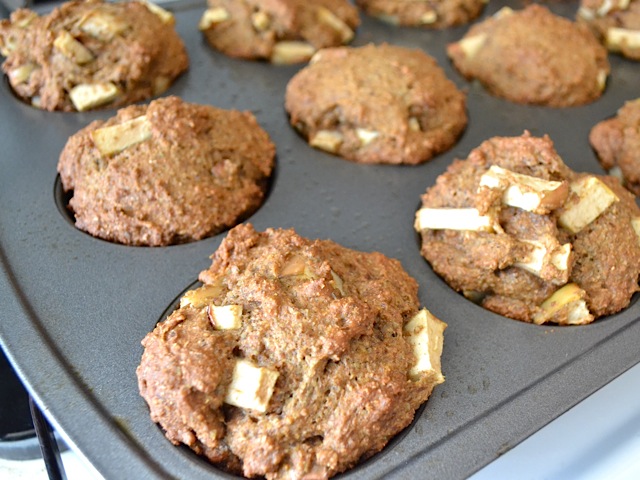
xmin=1 ymin=1 xmax=640 ymax=479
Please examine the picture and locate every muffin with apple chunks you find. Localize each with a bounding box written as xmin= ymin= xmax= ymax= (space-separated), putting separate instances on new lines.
xmin=138 ymin=223 xmax=446 ymax=479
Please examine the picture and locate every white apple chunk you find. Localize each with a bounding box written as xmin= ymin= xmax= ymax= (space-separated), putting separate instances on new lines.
xmin=90 ymin=115 xmax=152 ymax=156
xmin=558 ymin=176 xmax=619 ymax=234
xmin=414 ymin=207 xmax=498 ymax=233
xmin=533 ymin=283 xmax=594 ymax=325
xmin=403 ymin=308 xmax=446 ymax=382
xmin=224 ymin=360 xmax=279 ymax=412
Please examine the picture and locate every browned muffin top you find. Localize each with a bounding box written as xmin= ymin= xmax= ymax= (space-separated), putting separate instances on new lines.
xmin=285 ymin=43 xmax=467 ymax=165
xmin=58 ymin=97 xmax=275 ymax=246
xmin=0 ymin=0 xmax=188 ymax=111
xmin=447 ymin=5 xmax=610 ymax=107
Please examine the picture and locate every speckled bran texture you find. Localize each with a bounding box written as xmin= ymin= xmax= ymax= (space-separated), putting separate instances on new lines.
xmin=447 ymin=4 xmax=610 ymax=107
xmin=0 ymin=0 xmax=188 ymax=111
xmin=590 ymin=99 xmax=640 ymax=195
xmin=417 ymin=132 xmax=640 ymax=324
xmin=57 ymin=97 xmax=275 ymax=246
xmin=355 ymin=0 xmax=486 ymax=28
xmin=285 ymin=43 xmax=467 ymax=165
xmin=578 ymin=0 xmax=640 ymax=60
xmin=137 ymin=224 xmax=445 ymax=479
xmin=200 ymin=0 xmax=359 ymax=61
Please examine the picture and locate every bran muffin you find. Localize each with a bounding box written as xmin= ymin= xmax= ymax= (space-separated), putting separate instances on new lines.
xmin=0 ymin=0 xmax=188 ymax=112
xmin=355 ymin=0 xmax=487 ymax=29
xmin=285 ymin=43 xmax=467 ymax=165
xmin=198 ymin=0 xmax=359 ymax=64
xmin=578 ymin=0 xmax=640 ymax=60
xmin=415 ymin=132 xmax=640 ymax=325
xmin=137 ymin=223 xmax=446 ymax=479
xmin=447 ymin=5 xmax=610 ymax=107
xmin=57 ymin=97 xmax=275 ymax=246
xmin=590 ymin=98 xmax=640 ymax=195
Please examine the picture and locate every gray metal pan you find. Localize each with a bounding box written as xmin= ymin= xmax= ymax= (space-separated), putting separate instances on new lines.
xmin=1 ymin=1 xmax=639 ymax=478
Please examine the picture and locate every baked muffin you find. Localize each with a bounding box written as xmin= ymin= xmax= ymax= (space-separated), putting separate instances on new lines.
xmin=137 ymin=223 xmax=446 ymax=479
xmin=415 ymin=132 xmax=640 ymax=325
xmin=0 ymin=0 xmax=188 ymax=111
xmin=285 ymin=43 xmax=467 ymax=165
xmin=578 ymin=0 xmax=640 ymax=60
xmin=447 ymin=5 xmax=610 ymax=107
xmin=590 ymin=98 xmax=640 ymax=195
xmin=57 ymin=97 xmax=275 ymax=246
xmin=198 ymin=0 xmax=359 ymax=64
xmin=355 ymin=0 xmax=487 ymax=29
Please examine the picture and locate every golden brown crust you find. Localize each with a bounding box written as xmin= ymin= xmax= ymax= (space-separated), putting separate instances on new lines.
xmin=57 ymin=97 xmax=275 ymax=246
xmin=447 ymin=5 xmax=610 ymax=107
xmin=285 ymin=43 xmax=467 ymax=165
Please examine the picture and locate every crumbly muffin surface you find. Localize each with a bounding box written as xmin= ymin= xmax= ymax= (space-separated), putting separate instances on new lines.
xmin=199 ymin=0 xmax=359 ymax=64
xmin=447 ymin=5 xmax=610 ymax=107
xmin=58 ymin=97 xmax=275 ymax=246
xmin=0 ymin=0 xmax=188 ymax=111
xmin=285 ymin=43 xmax=467 ymax=165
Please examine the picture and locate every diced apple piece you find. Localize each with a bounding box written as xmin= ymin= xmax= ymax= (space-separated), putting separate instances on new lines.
xmin=408 ymin=117 xmax=421 ymax=132
xmin=79 ymin=11 xmax=128 ymax=40
xmin=514 ymin=240 xmax=546 ymax=276
xmin=224 ymin=359 xmax=279 ymax=412
xmin=139 ymin=0 xmax=175 ymax=25
xmin=180 ymin=277 xmax=223 ymax=308
xmin=631 ymin=217 xmax=640 ymax=244
xmin=8 ymin=63 xmax=36 ymax=85
xmin=606 ymin=28 xmax=640 ymax=52
xmin=90 ymin=115 xmax=152 ymax=156
xmin=15 ymin=11 xmax=38 ymax=28
xmin=597 ymin=0 xmax=630 ymax=16
xmin=558 ymin=176 xmax=619 ymax=234
xmin=53 ymin=31 xmax=94 ymax=65
xmin=550 ymin=243 xmax=572 ymax=272
xmin=403 ymin=308 xmax=446 ymax=382
xmin=577 ymin=7 xmax=595 ymax=20
xmin=533 ymin=283 xmax=594 ymax=325
xmin=330 ymin=270 xmax=345 ymax=296
xmin=479 ymin=165 xmax=569 ymax=214
xmin=208 ymin=304 xmax=242 ymax=330
xmin=597 ymin=70 xmax=608 ymax=92
xmin=152 ymin=75 xmax=170 ymax=95
xmin=414 ymin=207 xmax=498 ymax=232
xmin=199 ymin=7 xmax=230 ymax=30
xmin=270 ymin=41 xmax=316 ymax=64
xmin=458 ymin=33 xmax=487 ymax=59
xmin=419 ymin=10 xmax=437 ymax=24
xmin=317 ymin=6 xmax=354 ymax=43
xmin=355 ymin=128 xmax=379 ymax=146
xmin=251 ymin=11 xmax=270 ymax=31
xmin=515 ymin=240 xmax=571 ymax=284
xmin=69 ymin=82 xmax=119 ymax=111
xmin=493 ymin=6 xmax=514 ymax=18
xmin=310 ymin=130 xmax=343 ymax=153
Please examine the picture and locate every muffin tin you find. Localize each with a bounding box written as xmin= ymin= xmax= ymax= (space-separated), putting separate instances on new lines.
xmin=1 ymin=1 xmax=640 ymax=479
